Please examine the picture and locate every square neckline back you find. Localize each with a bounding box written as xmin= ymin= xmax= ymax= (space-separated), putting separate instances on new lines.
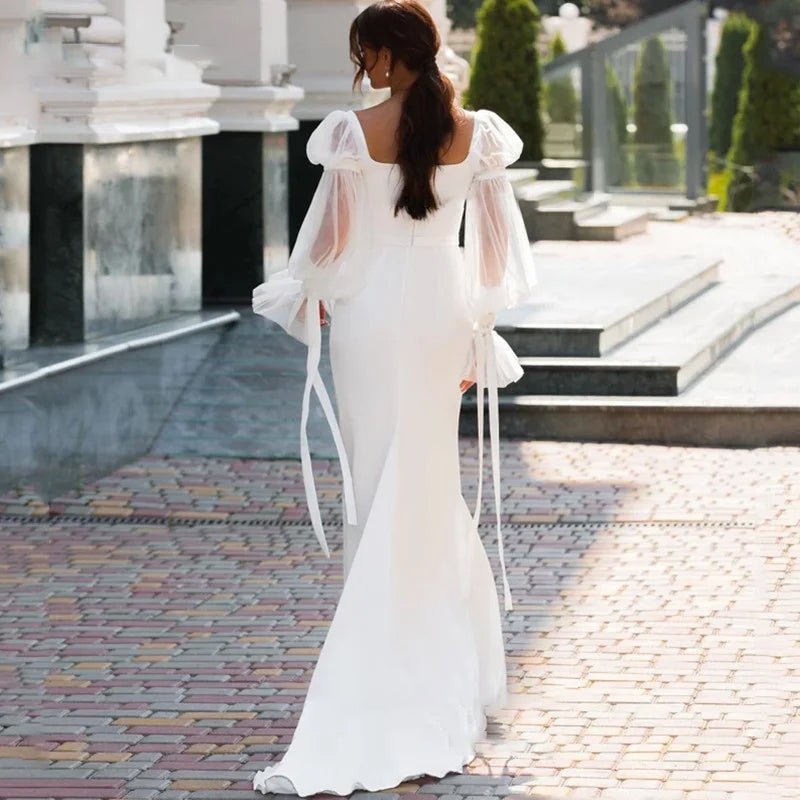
xmin=347 ymin=108 xmax=479 ymax=169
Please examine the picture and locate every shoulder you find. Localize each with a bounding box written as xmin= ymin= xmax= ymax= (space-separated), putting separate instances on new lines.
xmin=471 ymin=108 xmax=524 ymax=171
xmin=306 ymin=108 xmax=363 ymax=169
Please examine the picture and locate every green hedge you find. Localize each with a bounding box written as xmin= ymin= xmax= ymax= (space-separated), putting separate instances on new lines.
xmin=464 ymin=0 xmax=545 ymax=161
xmin=709 ymin=12 xmax=753 ymax=158
xmin=724 ymin=19 xmax=800 ymax=210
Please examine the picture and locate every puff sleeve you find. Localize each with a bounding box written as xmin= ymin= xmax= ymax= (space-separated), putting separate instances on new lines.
xmin=461 ymin=110 xmax=537 ymax=613
xmin=288 ymin=108 xmax=371 ymax=301
xmin=252 ymin=109 xmax=371 ymax=343
xmin=252 ymin=108 xmax=364 ymax=561
xmin=463 ymin=109 xmax=537 ymax=317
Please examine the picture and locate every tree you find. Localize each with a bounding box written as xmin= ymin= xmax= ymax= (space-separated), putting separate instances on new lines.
xmin=632 ymin=35 xmax=677 ymax=185
xmin=464 ymin=0 xmax=545 ymax=161
xmin=709 ymin=11 xmax=753 ymax=158
xmin=544 ymin=33 xmax=578 ymax=124
xmin=724 ymin=18 xmax=800 ymax=210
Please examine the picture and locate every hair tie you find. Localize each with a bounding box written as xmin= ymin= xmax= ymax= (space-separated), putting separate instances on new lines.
xmin=422 ymin=55 xmax=438 ymax=73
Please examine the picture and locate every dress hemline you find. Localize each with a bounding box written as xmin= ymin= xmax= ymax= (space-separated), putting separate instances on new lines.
xmin=252 ymin=744 xmax=478 ymax=797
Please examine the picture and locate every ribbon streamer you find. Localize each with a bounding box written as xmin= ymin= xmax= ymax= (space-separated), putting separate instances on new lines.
xmin=471 ymin=322 xmax=513 ymax=611
xmin=299 ymin=294 xmax=358 ymax=558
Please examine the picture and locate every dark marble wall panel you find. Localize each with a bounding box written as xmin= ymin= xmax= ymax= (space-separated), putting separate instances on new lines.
xmin=0 ymin=325 xmax=225 ymax=500
xmin=288 ymin=119 xmax=322 ymax=251
xmin=30 ymin=145 xmax=85 ymax=345
xmin=0 ymin=146 xmax=31 ymax=356
xmin=201 ymin=131 xmax=289 ymax=302
xmin=30 ymin=138 xmax=203 ymax=345
xmin=263 ymin=131 xmax=290 ymax=277
xmin=202 ymin=132 xmax=263 ymax=303
xmin=84 ymin=138 xmax=201 ymax=338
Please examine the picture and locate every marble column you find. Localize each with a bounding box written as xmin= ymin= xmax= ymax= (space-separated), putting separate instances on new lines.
xmin=166 ymin=0 xmax=303 ymax=301
xmin=26 ymin=0 xmax=220 ymax=344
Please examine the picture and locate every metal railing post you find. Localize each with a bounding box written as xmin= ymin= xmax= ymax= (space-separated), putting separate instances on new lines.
xmin=590 ymin=46 xmax=607 ymax=194
xmin=580 ymin=49 xmax=593 ymax=192
xmin=685 ymin=0 xmax=707 ymax=199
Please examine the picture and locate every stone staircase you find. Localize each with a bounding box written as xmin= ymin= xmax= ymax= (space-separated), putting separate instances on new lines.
xmin=514 ymin=176 xmax=651 ymax=242
xmin=460 ymin=253 xmax=800 ymax=446
xmin=509 ymin=160 xmax=719 ymax=241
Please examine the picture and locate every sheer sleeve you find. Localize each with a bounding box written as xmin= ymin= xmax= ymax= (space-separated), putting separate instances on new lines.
xmin=461 ymin=110 xmax=538 ymax=613
xmin=287 ymin=108 xmax=371 ymax=301
xmin=251 ymin=109 xmax=370 ymax=342
xmin=463 ymin=109 xmax=537 ymax=317
xmin=251 ymin=108 xmax=364 ymax=562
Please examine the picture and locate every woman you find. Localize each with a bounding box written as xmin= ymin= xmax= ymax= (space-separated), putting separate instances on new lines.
xmin=251 ymin=0 xmax=536 ymax=794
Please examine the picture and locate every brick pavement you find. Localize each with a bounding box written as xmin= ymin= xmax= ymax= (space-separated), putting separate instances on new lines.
xmin=0 ymin=439 xmax=798 ymax=800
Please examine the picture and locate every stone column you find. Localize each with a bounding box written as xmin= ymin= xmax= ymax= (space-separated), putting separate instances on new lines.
xmin=166 ymin=0 xmax=304 ymax=302
xmin=27 ymin=0 xmax=220 ymax=344
xmin=0 ymin=1 xmax=38 ymax=363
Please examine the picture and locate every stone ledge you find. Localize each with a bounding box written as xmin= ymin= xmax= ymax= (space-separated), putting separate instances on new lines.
xmin=36 ymin=81 xmax=222 ymax=144
xmin=210 ymin=83 xmax=304 ymax=133
xmin=1 ymin=309 xmax=240 ymax=395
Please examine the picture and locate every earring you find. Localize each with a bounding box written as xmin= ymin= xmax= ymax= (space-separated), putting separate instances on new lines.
xmin=385 ymin=67 xmax=390 ymax=77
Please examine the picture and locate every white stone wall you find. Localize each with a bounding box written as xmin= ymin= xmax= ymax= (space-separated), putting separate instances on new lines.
xmin=0 ymin=0 xmax=220 ymax=144
xmin=287 ymin=0 xmax=467 ymax=118
xmin=166 ymin=0 xmax=302 ymax=132
xmin=0 ymin=1 xmax=38 ymax=145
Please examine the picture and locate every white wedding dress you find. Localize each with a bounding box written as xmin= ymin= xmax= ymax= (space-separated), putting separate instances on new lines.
xmin=251 ymin=106 xmax=537 ymax=796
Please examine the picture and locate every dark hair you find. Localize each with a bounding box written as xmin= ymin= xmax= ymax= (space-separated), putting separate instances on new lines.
xmin=348 ymin=0 xmax=457 ymax=221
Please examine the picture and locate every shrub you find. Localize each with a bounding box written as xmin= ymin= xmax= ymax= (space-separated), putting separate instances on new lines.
xmin=724 ymin=18 xmax=800 ymax=210
xmin=709 ymin=12 xmax=753 ymax=158
xmin=464 ymin=0 xmax=545 ymax=161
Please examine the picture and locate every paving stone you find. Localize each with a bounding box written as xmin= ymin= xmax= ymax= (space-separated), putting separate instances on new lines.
xmin=2 ymin=325 xmax=799 ymax=799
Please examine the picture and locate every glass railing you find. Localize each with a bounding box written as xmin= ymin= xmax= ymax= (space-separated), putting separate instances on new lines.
xmin=542 ymin=0 xmax=707 ymax=198
xmin=541 ymin=64 xmax=583 ymax=160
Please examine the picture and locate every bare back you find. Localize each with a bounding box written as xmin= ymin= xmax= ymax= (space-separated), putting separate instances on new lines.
xmin=353 ymin=103 xmax=477 ymax=166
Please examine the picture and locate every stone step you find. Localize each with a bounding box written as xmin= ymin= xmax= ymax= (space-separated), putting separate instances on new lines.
xmin=649 ymin=208 xmax=691 ymax=222
xmin=528 ymin=193 xmax=654 ymax=241
xmin=460 ymin=392 xmax=800 ymax=447
xmin=506 ymin=166 xmax=539 ymax=187
xmin=462 ymin=302 xmax=800 ymax=446
xmin=529 ymin=199 xmax=606 ymax=240
xmin=496 ymin=253 xmax=722 ymax=357
xmin=535 ymin=157 xmax=588 ymax=181
xmin=504 ymin=275 xmax=800 ymax=396
xmin=574 ymin=204 xmax=650 ymax=240
xmin=603 ymin=193 xmax=716 ymax=222
xmin=515 ymin=179 xmax=576 ymax=209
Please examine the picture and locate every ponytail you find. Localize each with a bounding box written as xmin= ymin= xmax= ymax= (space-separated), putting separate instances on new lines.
xmin=349 ymin=0 xmax=457 ymax=221
xmin=394 ymin=58 xmax=456 ymax=220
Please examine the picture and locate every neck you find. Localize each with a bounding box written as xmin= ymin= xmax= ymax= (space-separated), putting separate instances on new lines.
xmin=389 ymin=72 xmax=420 ymax=98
